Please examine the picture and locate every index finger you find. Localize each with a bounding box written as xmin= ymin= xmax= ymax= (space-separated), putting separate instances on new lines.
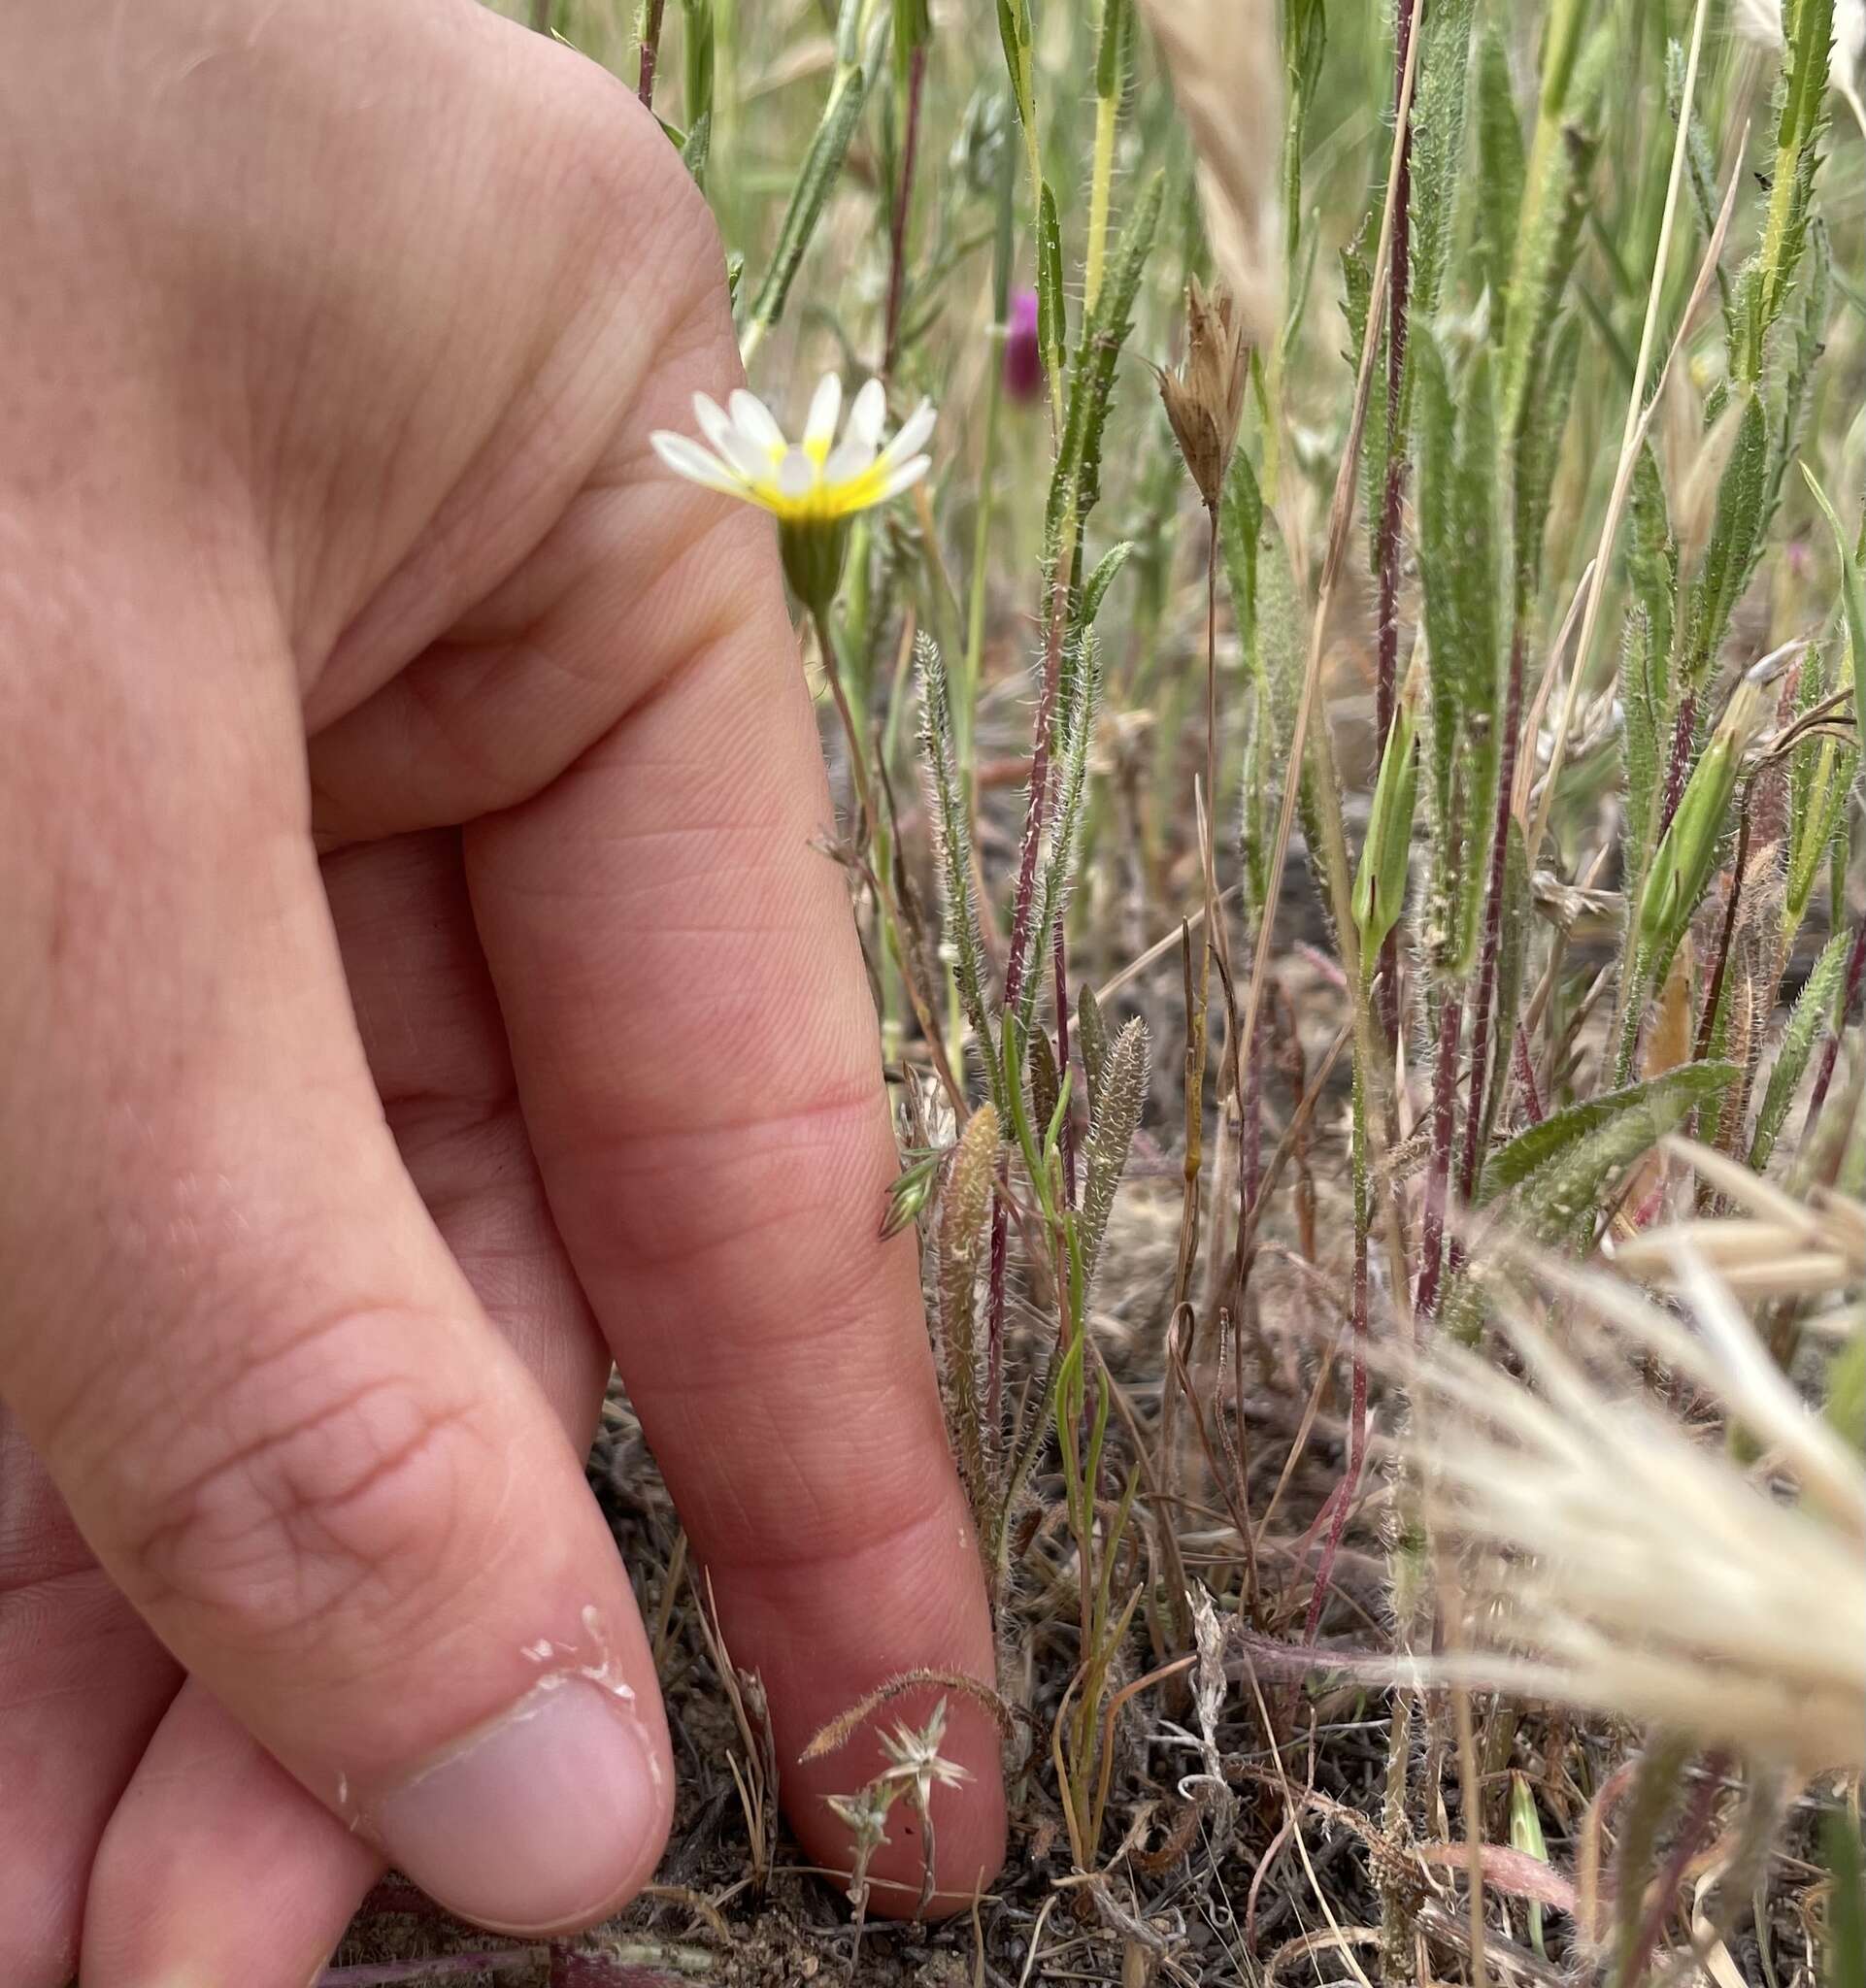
xmin=464 ymin=395 xmax=1006 ymax=1912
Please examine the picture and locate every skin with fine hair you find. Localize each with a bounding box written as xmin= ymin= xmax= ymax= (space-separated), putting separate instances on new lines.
xmin=0 ymin=3 xmax=1004 ymax=1980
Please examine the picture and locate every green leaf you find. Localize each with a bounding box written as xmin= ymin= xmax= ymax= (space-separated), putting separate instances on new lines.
xmin=1480 ymin=817 xmax=1530 ymax=1164
xmin=1498 ymin=23 xmax=1607 ymax=443
xmin=995 ymin=0 xmax=1034 ymax=129
xmin=1406 ymin=0 xmax=1476 ymax=334
xmin=1474 ymin=22 xmax=1525 ymax=333
xmin=1027 ymin=1022 xmax=1062 ymax=1155
xmin=679 ymin=109 xmax=712 ymax=184
xmin=1482 ymin=1063 xmax=1738 ymax=1242
xmin=1044 ymin=171 xmax=1164 ymax=577
xmin=1023 ymin=633 xmax=1104 ymax=1036
xmin=1081 ymin=541 xmax=1136 ymax=631
xmin=1512 ymin=309 xmax=1581 ymax=609
xmin=1734 ymin=0 xmax=1835 ymax=382
xmin=740 ymin=0 xmax=874 ymax=355
xmin=1823 ymin=1808 xmax=1866 ymax=1988
xmin=1749 ymin=927 xmax=1851 ymax=1171
xmin=936 ymin=1104 xmax=1001 ymax=1541
xmin=1801 ymin=463 xmax=1866 ymax=759
xmin=682 ymin=0 xmax=715 ymax=130
xmin=1353 ymin=674 xmax=1419 ymax=959
xmin=1077 ymin=982 xmax=1111 ymax=1123
xmin=915 ymin=634 xmax=996 ymax=1081
xmin=1037 ymin=180 xmax=1066 ymax=390
xmin=1416 ymin=331 xmax=1503 ymax=971
xmin=1238 ymin=504 xmax=1306 ymax=925
xmin=1680 ymin=392 xmax=1769 ymax=692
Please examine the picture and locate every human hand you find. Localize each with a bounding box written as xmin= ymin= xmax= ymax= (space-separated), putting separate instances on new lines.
xmin=0 ymin=4 xmax=1003 ymax=1979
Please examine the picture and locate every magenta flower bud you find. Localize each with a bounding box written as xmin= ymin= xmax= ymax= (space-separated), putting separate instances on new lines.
xmin=1003 ymin=287 xmax=1043 ymax=404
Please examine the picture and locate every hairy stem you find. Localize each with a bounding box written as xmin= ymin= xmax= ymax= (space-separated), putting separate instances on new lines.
xmin=1456 ymin=624 xmax=1526 ymax=1213
xmin=637 ymin=0 xmax=667 ymax=111
xmin=1374 ymin=0 xmax=1417 ymax=1052
xmin=1414 ymin=983 xmax=1463 ymax=1327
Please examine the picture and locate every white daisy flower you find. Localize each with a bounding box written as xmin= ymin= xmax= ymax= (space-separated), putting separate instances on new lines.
xmin=650 ymin=374 xmax=936 ymax=528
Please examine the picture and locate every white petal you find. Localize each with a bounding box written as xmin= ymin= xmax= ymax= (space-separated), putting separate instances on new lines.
xmin=650 ymin=431 xmax=747 ymax=496
xmin=846 ymin=378 xmax=887 ymax=451
xmin=693 ymin=391 xmax=737 ymax=451
xmin=823 ymin=435 xmax=879 ymax=483
xmin=729 ymin=388 xmax=787 ymax=456
xmin=880 ymin=398 xmax=937 ymax=465
xmin=803 ymin=373 xmax=843 ymax=452
xmin=776 ymin=447 xmax=816 ymax=498
xmin=873 ymin=453 xmax=931 ymax=502
xmin=694 ymin=392 xmax=770 ymax=481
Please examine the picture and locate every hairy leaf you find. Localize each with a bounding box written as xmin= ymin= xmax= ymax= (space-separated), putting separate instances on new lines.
xmin=916 ymin=634 xmax=996 ymax=1078
xmin=937 ymin=1104 xmax=1002 ymax=1542
xmin=1750 ymin=927 xmax=1851 ymax=1171
xmin=1681 ymin=392 xmax=1769 ymax=692
xmin=1482 ymin=1063 xmax=1738 ymax=1244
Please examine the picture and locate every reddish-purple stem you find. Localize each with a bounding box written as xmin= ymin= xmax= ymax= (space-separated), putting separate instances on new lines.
xmin=636 ymin=0 xmax=666 ymax=112
xmin=1455 ymin=625 xmax=1526 ymax=1218
xmin=1373 ymin=0 xmax=1417 ymax=1052
xmin=883 ymin=43 xmax=927 ymax=376
xmin=1413 ymin=986 xmax=1463 ymax=1328
xmin=1805 ymin=919 xmax=1866 ymax=1142
xmin=1657 ymin=688 xmax=1698 ymax=839
xmin=1621 ymin=1755 xmax=1729 ymax=1988
xmin=1512 ymin=1021 xmax=1545 ymax=1125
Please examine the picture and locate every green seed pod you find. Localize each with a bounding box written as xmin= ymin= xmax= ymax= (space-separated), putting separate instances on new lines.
xmin=1634 ymin=656 xmax=1779 ymax=961
xmin=1353 ymin=667 xmax=1421 ymax=961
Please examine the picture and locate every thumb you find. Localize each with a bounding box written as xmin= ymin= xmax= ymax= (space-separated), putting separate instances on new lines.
xmin=0 ymin=555 xmax=672 ymax=1936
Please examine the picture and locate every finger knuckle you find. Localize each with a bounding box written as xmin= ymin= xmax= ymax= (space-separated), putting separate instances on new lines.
xmin=115 ymin=1314 xmax=487 ymax=1657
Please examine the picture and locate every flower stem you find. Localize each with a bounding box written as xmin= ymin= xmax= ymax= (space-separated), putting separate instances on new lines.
xmin=812 ymin=605 xmax=876 ymax=856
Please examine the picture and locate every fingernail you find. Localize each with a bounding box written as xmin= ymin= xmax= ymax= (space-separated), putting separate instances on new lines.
xmin=372 ymin=1678 xmax=668 ymax=1933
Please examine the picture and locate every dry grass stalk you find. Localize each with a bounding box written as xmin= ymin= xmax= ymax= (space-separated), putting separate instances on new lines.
xmin=1417 ymin=1251 xmax=1866 ymax=1773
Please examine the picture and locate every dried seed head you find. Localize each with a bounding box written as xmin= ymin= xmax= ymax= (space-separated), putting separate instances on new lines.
xmin=876 ymin=1698 xmax=972 ymax=1813
xmin=1157 ymin=278 xmax=1250 ymax=509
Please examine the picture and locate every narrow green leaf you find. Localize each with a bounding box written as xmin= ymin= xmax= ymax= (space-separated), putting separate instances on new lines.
xmin=915 ymin=634 xmax=996 ymax=1079
xmin=936 ymin=1104 xmax=1001 ymax=1541
xmin=1801 ymin=463 xmax=1866 ymax=756
xmin=1499 ymin=25 xmax=1607 ymax=444
xmin=1474 ymin=23 xmax=1525 ymax=333
xmin=1680 ymin=393 xmax=1769 ymax=691
xmin=1483 ymin=1064 xmax=1738 ymax=1243
xmin=1081 ymin=541 xmax=1137 ymax=631
xmin=740 ymin=0 xmax=874 ymax=353
xmin=1512 ymin=309 xmax=1581 ymax=609
xmin=1750 ymin=928 xmax=1851 ymax=1171
xmin=1037 ymin=181 xmax=1066 ymax=389
xmin=1045 ymin=171 xmax=1164 ymax=574
xmin=1406 ymin=0 xmax=1476 ymax=333
xmin=1353 ymin=675 xmax=1419 ymax=959
xmin=1077 ymin=983 xmax=1111 ymax=1123
xmin=1734 ymin=0 xmax=1836 ymax=381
